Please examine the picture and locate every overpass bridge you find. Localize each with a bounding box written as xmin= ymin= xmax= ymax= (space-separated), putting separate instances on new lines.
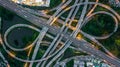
xmin=0 ymin=0 xmax=120 ymax=67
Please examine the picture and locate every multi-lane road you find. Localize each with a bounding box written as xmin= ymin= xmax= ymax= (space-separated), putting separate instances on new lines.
xmin=0 ymin=0 xmax=120 ymax=67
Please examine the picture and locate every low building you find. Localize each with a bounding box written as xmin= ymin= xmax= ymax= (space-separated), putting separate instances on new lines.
xmin=101 ymin=63 xmax=111 ymax=67
xmin=87 ymin=62 xmax=95 ymax=67
xmin=78 ymin=61 xmax=85 ymax=67
xmin=12 ymin=0 xmax=50 ymax=7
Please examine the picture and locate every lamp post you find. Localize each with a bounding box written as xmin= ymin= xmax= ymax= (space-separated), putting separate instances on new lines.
xmin=0 ymin=17 xmax=1 ymax=31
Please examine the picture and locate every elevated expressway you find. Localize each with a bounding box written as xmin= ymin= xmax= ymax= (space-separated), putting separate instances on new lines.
xmin=0 ymin=0 xmax=120 ymax=67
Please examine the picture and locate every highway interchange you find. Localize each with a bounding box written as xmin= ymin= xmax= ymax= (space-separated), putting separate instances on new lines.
xmin=0 ymin=0 xmax=120 ymax=67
